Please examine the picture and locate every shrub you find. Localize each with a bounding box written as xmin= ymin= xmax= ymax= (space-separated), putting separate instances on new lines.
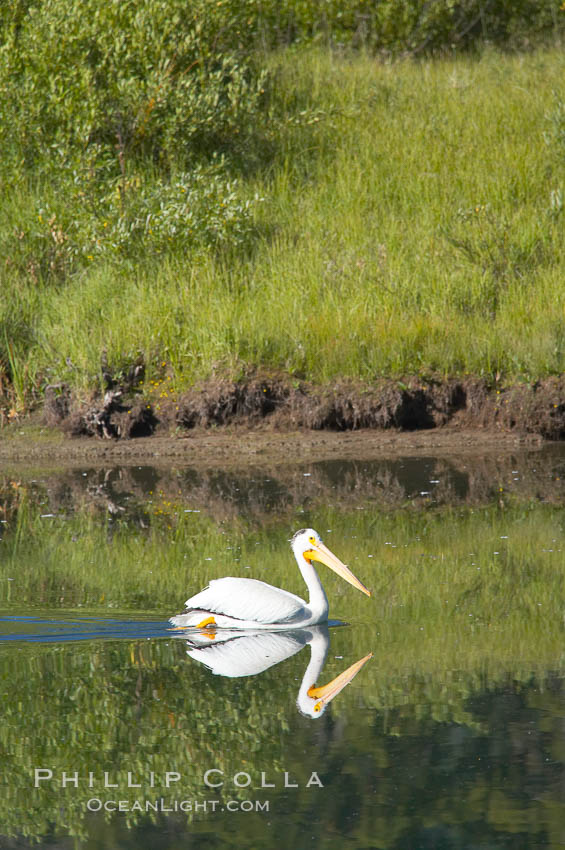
xmin=0 ymin=0 xmax=267 ymax=279
xmin=0 ymin=163 xmax=261 ymax=280
xmin=0 ymin=0 xmax=267 ymax=183
xmin=0 ymin=0 xmax=561 ymax=283
xmin=249 ymin=0 xmax=562 ymax=52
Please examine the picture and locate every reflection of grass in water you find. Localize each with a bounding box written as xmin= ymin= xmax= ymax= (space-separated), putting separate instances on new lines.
xmin=1 ymin=612 xmax=564 ymax=842
xmin=0 ymin=637 xmax=292 ymax=840
xmin=0 ymin=497 xmax=564 ymax=841
xmin=0 ymin=498 xmax=563 ymax=667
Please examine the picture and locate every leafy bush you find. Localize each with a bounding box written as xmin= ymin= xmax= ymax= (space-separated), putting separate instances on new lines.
xmin=249 ymin=0 xmax=562 ymax=52
xmin=0 ymin=164 xmax=261 ymax=281
xmin=1 ymin=0 xmax=559 ymax=192
xmin=0 ymin=1 xmax=267 ymax=279
xmin=0 ymin=0 xmax=267 ymax=182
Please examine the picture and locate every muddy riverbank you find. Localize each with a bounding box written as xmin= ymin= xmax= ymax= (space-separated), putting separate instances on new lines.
xmin=42 ymin=374 xmax=565 ymax=440
xmin=0 ymin=423 xmax=544 ymax=469
xmin=1 ymin=372 xmax=564 ymax=467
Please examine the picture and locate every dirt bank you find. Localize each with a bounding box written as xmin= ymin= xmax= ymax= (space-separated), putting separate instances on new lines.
xmin=1 ymin=373 xmax=563 ymax=466
xmin=0 ymin=425 xmax=546 ymax=467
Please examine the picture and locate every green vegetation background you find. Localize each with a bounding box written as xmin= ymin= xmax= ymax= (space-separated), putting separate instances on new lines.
xmin=1 ymin=0 xmax=565 ymax=410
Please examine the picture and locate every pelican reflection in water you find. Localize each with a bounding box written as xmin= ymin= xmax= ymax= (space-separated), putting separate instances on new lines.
xmin=169 ymin=528 xmax=371 ymax=631
xmin=180 ymin=624 xmax=372 ymax=718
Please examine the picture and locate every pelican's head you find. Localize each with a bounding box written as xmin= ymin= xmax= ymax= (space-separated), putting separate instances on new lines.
xmin=291 ymin=528 xmax=372 ymax=597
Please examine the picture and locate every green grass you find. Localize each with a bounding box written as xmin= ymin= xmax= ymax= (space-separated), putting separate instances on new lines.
xmin=2 ymin=46 xmax=565 ymax=403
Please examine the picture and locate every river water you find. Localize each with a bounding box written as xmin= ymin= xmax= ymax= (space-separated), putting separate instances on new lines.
xmin=1 ymin=444 xmax=564 ymax=848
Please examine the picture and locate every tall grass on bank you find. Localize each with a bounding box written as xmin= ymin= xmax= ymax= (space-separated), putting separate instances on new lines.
xmin=2 ymin=47 xmax=565 ymax=402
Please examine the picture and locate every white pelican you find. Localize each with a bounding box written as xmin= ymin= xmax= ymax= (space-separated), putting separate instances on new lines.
xmin=169 ymin=528 xmax=371 ymax=631
xmin=180 ymin=624 xmax=373 ymax=717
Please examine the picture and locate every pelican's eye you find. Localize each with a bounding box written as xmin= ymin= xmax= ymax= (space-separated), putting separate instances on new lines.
xmin=314 ymin=701 xmax=322 ymax=712
xmin=309 ymin=535 xmax=316 ymax=544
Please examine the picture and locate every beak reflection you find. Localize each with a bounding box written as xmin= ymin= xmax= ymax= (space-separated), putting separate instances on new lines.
xmin=307 ymin=652 xmax=373 ymax=714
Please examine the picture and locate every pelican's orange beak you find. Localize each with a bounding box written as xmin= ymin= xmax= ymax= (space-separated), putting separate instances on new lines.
xmin=304 ymin=541 xmax=372 ymax=597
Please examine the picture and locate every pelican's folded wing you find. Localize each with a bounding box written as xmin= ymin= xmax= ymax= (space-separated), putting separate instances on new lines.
xmin=183 ymin=577 xmax=306 ymax=624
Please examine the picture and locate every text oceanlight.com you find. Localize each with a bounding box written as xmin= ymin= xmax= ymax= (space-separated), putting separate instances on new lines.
xmin=86 ymin=798 xmax=269 ymax=813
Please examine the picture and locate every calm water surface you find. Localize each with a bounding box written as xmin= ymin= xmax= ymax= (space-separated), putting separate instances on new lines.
xmin=1 ymin=445 xmax=565 ymax=848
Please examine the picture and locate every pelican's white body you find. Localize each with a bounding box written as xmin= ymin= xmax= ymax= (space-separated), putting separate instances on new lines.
xmin=169 ymin=530 xmax=330 ymax=630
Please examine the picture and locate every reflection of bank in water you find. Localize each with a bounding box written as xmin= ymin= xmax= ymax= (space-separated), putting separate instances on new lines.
xmin=180 ymin=623 xmax=372 ymax=718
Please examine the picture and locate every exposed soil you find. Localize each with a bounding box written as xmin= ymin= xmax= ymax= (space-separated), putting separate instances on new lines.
xmin=60 ymin=373 xmax=565 ymax=438
xmin=1 ymin=372 xmax=564 ymax=466
xmin=0 ymin=425 xmax=544 ymax=467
